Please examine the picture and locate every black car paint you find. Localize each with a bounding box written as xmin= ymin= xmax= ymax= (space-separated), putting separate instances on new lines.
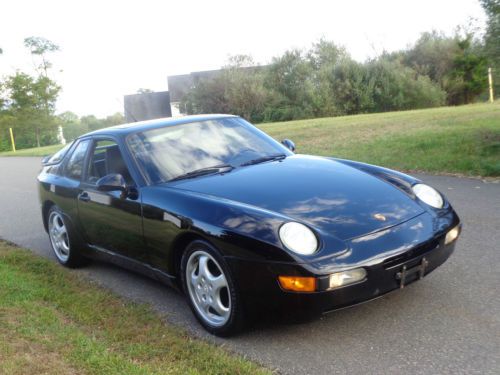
xmin=38 ymin=115 xmax=460 ymax=316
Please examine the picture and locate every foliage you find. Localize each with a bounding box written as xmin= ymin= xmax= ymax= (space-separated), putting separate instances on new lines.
xmin=0 ymin=72 xmax=61 ymax=150
xmin=390 ymin=31 xmax=489 ymax=105
xmin=367 ymin=59 xmax=446 ymax=111
xmin=182 ymin=55 xmax=268 ymax=123
xmin=59 ymin=111 xmax=125 ymax=142
xmin=24 ymin=36 xmax=60 ymax=78
xmin=181 ymin=32 xmax=489 ymax=123
xmin=446 ymin=35 xmax=489 ymax=104
xmin=0 ymin=37 xmax=61 ymax=151
xmin=398 ymin=31 xmax=460 ymax=86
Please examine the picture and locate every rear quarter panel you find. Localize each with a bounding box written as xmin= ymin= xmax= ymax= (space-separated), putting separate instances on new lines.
xmin=38 ymin=166 xmax=81 ymax=232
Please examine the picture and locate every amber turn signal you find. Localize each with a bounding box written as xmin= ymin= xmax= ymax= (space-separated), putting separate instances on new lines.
xmin=278 ymin=276 xmax=316 ymax=292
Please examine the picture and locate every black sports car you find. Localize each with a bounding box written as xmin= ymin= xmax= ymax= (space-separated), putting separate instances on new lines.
xmin=38 ymin=115 xmax=461 ymax=336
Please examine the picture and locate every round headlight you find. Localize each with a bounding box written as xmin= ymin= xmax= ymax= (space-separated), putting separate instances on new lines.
xmin=412 ymin=183 xmax=444 ymax=209
xmin=279 ymin=222 xmax=318 ymax=255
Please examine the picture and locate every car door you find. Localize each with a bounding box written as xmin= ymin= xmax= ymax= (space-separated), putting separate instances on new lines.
xmin=77 ymin=137 xmax=146 ymax=262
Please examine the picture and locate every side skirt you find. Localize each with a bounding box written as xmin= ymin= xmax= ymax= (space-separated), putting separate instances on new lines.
xmin=85 ymin=245 xmax=179 ymax=290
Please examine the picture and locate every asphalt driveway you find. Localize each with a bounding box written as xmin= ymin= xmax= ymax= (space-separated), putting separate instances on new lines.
xmin=0 ymin=156 xmax=499 ymax=374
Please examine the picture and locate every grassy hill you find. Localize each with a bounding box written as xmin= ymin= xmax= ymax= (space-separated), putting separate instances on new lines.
xmin=260 ymin=101 xmax=500 ymax=177
xmin=2 ymin=102 xmax=499 ymax=176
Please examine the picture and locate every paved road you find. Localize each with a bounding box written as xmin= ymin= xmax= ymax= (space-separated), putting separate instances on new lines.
xmin=0 ymin=156 xmax=499 ymax=375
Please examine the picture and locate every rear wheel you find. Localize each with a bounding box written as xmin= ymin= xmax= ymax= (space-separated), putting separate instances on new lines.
xmin=181 ymin=240 xmax=244 ymax=336
xmin=47 ymin=205 xmax=87 ymax=268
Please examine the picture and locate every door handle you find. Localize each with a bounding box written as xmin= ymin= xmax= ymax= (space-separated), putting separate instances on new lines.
xmin=78 ymin=192 xmax=90 ymax=202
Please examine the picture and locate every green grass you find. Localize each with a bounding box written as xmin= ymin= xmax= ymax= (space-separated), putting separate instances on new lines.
xmin=0 ymin=241 xmax=269 ymax=375
xmin=2 ymin=102 xmax=499 ymax=176
xmin=259 ymin=101 xmax=500 ymax=177
xmin=0 ymin=144 xmax=64 ymax=157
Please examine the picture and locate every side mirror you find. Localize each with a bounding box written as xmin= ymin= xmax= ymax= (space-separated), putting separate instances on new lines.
xmin=281 ymin=139 xmax=296 ymax=152
xmin=96 ymin=173 xmax=127 ymax=194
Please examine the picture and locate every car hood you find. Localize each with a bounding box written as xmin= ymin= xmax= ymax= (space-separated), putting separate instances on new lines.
xmin=168 ymin=155 xmax=425 ymax=240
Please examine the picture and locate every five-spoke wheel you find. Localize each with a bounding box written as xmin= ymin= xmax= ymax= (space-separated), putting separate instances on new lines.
xmin=181 ymin=241 xmax=244 ymax=336
xmin=49 ymin=210 xmax=70 ymax=262
xmin=186 ymin=250 xmax=231 ymax=326
xmin=47 ymin=205 xmax=86 ymax=268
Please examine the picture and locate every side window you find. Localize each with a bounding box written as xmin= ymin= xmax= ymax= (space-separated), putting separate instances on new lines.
xmin=65 ymin=140 xmax=90 ymax=180
xmin=86 ymin=140 xmax=133 ymax=185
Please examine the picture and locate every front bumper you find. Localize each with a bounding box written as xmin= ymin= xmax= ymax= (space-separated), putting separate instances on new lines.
xmin=226 ymin=213 xmax=460 ymax=316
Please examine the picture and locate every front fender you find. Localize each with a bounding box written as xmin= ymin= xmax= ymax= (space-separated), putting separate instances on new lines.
xmin=140 ymin=185 xmax=348 ymax=274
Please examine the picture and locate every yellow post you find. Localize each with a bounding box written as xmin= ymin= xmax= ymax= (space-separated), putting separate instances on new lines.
xmin=488 ymin=67 xmax=494 ymax=103
xmin=9 ymin=127 xmax=16 ymax=152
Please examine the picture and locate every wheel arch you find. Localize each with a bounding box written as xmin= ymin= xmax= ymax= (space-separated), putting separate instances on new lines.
xmin=42 ymin=200 xmax=56 ymax=232
xmin=170 ymin=231 xmax=216 ymax=288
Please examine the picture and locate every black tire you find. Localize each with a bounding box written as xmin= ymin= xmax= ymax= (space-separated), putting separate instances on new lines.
xmin=47 ymin=205 xmax=88 ymax=268
xmin=181 ymin=240 xmax=245 ymax=336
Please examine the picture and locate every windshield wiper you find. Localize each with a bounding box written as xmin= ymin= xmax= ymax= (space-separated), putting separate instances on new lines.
xmin=168 ymin=164 xmax=234 ymax=182
xmin=240 ymin=154 xmax=287 ymax=167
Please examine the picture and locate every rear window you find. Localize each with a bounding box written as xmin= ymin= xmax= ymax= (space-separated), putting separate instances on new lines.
xmin=46 ymin=142 xmax=74 ymax=164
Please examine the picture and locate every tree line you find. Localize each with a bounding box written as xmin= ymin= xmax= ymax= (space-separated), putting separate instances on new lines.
xmin=182 ymin=1 xmax=499 ymax=123
xmin=182 ymin=34 xmax=493 ymax=123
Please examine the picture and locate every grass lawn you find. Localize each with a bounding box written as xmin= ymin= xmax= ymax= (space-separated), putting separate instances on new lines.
xmin=2 ymin=102 xmax=499 ymax=176
xmin=0 ymin=241 xmax=269 ymax=375
xmin=0 ymin=144 xmax=64 ymax=157
xmin=260 ymin=101 xmax=500 ymax=177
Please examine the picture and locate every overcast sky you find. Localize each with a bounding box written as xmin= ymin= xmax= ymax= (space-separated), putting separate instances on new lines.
xmin=0 ymin=0 xmax=486 ymax=117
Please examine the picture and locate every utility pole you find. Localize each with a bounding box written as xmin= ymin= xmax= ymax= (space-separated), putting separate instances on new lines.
xmin=488 ymin=67 xmax=494 ymax=103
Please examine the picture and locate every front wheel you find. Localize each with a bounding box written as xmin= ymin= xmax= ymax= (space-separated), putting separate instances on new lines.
xmin=47 ymin=205 xmax=87 ymax=268
xmin=181 ymin=240 xmax=245 ymax=336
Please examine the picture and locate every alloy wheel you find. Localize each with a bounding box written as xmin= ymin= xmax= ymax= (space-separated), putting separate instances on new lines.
xmin=186 ymin=250 xmax=231 ymax=327
xmin=48 ymin=211 xmax=70 ymax=262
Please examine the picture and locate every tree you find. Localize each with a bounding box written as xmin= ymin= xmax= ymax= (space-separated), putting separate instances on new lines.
xmin=394 ymin=30 xmax=489 ymax=104
xmin=264 ymin=50 xmax=316 ymax=121
xmin=401 ymin=31 xmax=460 ymax=87
xmin=20 ymin=37 xmax=61 ymax=146
xmin=223 ymin=55 xmax=267 ymax=121
xmin=367 ymin=59 xmax=446 ymax=112
xmin=328 ymin=59 xmax=375 ymax=114
xmin=307 ymin=40 xmax=349 ymax=117
xmin=2 ymin=72 xmax=60 ymax=148
xmin=307 ymin=38 xmax=348 ymax=71
xmin=59 ymin=112 xmax=125 ymax=141
xmin=24 ymin=37 xmax=60 ymax=78
xmin=446 ymin=35 xmax=488 ymax=104
xmin=182 ymin=55 xmax=268 ymax=122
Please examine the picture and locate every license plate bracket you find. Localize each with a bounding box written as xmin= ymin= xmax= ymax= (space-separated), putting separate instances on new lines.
xmin=396 ymin=257 xmax=429 ymax=289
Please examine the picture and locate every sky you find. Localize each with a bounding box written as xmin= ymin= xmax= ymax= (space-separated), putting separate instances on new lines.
xmin=0 ymin=0 xmax=486 ymax=117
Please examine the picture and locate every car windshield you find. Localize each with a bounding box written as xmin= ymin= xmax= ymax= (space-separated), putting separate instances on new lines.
xmin=127 ymin=117 xmax=291 ymax=184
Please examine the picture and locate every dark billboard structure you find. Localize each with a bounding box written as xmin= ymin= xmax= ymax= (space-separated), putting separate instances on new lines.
xmin=124 ymin=91 xmax=172 ymax=122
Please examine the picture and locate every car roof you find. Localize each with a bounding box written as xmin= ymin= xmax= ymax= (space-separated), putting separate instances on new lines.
xmin=82 ymin=114 xmax=238 ymax=138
